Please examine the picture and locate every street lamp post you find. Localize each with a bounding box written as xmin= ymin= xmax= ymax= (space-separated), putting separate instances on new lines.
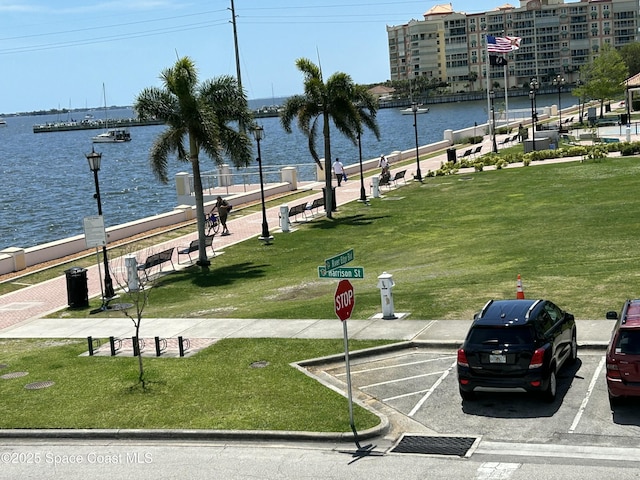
xmin=412 ymin=102 xmax=422 ymax=182
xmin=529 ymin=78 xmax=539 ymax=152
xmin=357 ymin=131 xmax=367 ymax=203
xmin=553 ymin=74 xmax=565 ymax=131
xmin=490 ymin=90 xmax=498 ymax=153
xmin=86 ymin=147 xmax=115 ymax=300
xmin=252 ymin=125 xmax=273 ymax=244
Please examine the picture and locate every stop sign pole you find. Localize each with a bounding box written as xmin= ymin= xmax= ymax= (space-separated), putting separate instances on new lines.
xmin=335 ymin=280 xmax=361 ymax=449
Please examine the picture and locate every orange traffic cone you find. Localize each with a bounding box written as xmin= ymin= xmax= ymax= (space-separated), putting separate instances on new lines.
xmin=516 ymin=274 xmax=525 ymax=299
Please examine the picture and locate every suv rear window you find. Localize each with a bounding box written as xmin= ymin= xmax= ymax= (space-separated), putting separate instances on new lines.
xmin=615 ymin=330 xmax=640 ymax=355
xmin=467 ymin=326 xmax=535 ymax=346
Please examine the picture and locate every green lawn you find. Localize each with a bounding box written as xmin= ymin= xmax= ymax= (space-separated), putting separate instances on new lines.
xmin=5 ymin=155 xmax=640 ymax=431
xmin=55 ymin=156 xmax=640 ymax=321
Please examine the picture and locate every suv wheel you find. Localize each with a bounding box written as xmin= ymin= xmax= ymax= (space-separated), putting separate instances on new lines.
xmin=569 ymin=330 xmax=578 ymax=365
xmin=543 ymin=368 xmax=557 ymax=402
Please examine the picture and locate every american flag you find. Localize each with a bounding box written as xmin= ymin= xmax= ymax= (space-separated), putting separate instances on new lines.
xmin=486 ymin=35 xmax=521 ymax=53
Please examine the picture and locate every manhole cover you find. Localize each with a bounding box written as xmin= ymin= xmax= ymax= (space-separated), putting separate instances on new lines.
xmin=390 ymin=435 xmax=477 ymax=456
xmin=250 ymin=360 xmax=270 ymax=368
xmin=1 ymin=371 xmax=28 ymax=380
xmin=25 ymin=381 xmax=55 ymax=390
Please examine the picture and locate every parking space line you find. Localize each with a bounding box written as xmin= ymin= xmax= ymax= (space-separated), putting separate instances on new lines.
xmin=335 ymin=355 xmax=456 ymax=378
xmin=360 ymin=370 xmax=447 ymax=389
xmin=384 ymin=388 xmax=431 ymax=402
xmin=568 ymin=355 xmax=605 ymax=434
xmin=408 ymin=359 xmax=457 ymax=417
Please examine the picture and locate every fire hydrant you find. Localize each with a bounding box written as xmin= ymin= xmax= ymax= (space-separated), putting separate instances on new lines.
xmin=377 ymin=272 xmax=396 ymax=319
xmin=280 ymin=205 xmax=290 ymax=232
xmin=372 ymin=176 xmax=380 ymax=198
xmin=125 ymin=254 xmax=139 ymax=292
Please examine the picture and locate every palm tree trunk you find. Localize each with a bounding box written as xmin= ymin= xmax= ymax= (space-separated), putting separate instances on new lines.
xmin=323 ymin=110 xmax=333 ymax=219
xmin=190 ymin=137 xmax=210 ymax=269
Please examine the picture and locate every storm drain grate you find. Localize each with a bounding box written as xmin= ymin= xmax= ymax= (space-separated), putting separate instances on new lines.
xmin=1 ymin=371 xmax=28 ymax=380
xmin=390 ymin=435 xmax=477 ymax=457
xmin=25 ymin=381 xmax=55 ymax=390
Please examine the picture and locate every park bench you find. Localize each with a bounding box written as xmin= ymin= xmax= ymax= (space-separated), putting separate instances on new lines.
xmin=177 ymin=235 xmax=215 ymax=264
xmin=279 ymin=202 xmax=309 ymax=227
xmin=306 ymin=197 xmax=325 ymax=215
xmin=137 ymin=247 xmax=175 ymax=280
xmin=458 ymin=148 xmax=472 ymax=160
xmin=392 ymin=170 xmax=407 ymax=186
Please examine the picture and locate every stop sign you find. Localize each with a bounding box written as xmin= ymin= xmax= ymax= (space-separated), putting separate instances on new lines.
xmin=335 ymin=279 xmax=355 ymax=321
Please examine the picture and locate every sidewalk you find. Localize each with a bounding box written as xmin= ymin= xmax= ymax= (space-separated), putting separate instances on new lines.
xmin=0 ymin=132 xmax=618 ymax=347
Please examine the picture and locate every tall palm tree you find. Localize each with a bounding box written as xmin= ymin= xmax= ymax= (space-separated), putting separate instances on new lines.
xmin=280 ymin=58 xmax=379 ymax=219
xmin=134 ymin=56 xmax=253 ymax=268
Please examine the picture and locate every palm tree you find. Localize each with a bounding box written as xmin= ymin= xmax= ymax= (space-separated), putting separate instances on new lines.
xmin=134 ymin=56 xmax=253 ymax=268
xmin=280 ymin=58 xmax=379 ymax=218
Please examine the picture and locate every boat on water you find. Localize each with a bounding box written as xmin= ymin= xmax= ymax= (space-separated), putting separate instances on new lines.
xmin=92 ymin=128 xmax=131 ymax=143
xmin=400 ymin=106 xmax=430 ymax=115
xmin=0 ymin=118 xmax=6 ymax=126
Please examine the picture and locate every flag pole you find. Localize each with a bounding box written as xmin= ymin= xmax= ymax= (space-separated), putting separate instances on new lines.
xmin=503 ymin=63 xmax=509 ymax=129
xmin=485 ymin=34 xmax=491 ymax=133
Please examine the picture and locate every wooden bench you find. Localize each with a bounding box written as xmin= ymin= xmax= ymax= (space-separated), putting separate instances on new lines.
xmin=288 ymin=203 xmax=309 ymax=221
xmin=392 ymin=170 xmax=407 ymax=186
xmin=177 ymin=235 xmax=215 ymax=264
xmin=137 ymin=247 xmax=175 ymax=280
xmin=306 ymin=197 xmax=325 ymax=215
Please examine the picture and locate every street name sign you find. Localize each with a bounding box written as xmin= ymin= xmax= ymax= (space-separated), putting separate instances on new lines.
xmin=317 ymin=266 xmax=364 ymax=279
xmin=324 ymin=248 xmax=354 ymax=271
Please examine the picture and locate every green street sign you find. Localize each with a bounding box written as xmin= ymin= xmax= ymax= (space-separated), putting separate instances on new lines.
xmin=318 ymin=266 xmax=364 ymax=279
xmin=325 ymin=249 xmax=354 ymax=271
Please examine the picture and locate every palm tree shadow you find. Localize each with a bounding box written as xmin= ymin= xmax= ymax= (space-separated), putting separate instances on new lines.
xmin=309 ymin=214 xmax=390 ymax=229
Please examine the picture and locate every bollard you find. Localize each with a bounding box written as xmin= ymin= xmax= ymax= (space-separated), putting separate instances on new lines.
xmin=87 ymin=336 xmax=94 ymax=356
xmin=372 ymin=177 xmax=380 ymax=198
xmin=178 ymin=336 xmax=190 ymax=357
xmin=377 ymin=272 xmax=397 ymax=319
xmin=109 ymin=336 xmax=122 ymax=356
xmin=280 ymin=205 xmax=290 ymax=232
xmin=125 ymin=254 xmax=139 ymax=291
xmin=627 ymin=126 xmax=631 ymax=143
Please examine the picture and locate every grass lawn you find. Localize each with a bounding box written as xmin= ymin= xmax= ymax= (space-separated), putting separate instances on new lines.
xmin=0 ymin=338 xmax=385 ymax=430
xmin=6 ymin=155 xmax=640 ymax=431
xmin=53 ymin=155 xmax=640 ymax=321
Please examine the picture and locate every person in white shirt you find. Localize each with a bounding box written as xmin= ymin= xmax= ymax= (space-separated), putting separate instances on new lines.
xmin=333 ymin=158 xmax=345 ymax=186
xmin=378 ymin=154 xmax=388 ymax=171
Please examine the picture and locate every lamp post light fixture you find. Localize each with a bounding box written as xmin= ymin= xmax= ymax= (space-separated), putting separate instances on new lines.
xmin=489 ymin=90 xmax=498 ymax=153
xmin=553 ymin=74 xmax=565 ymax=131
xmin=86 ymin=147 xmax=115 ymax=300
xmin=529 ymin=78 xmax=539 ymax=152
xmin=411 ymin=102 xmax=422 ymax=182
xmin=252 ymin=125 xmax=273 ymax=244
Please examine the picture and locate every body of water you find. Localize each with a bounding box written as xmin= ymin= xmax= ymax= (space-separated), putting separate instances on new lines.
xmin=0 ymin=94 xmax=571 ymax=251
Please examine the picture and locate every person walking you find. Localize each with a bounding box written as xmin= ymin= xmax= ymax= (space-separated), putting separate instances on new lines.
xmin=210 ymin=196 xmax=232 ymax=235
xmin=378 ymin=154 xmax=388 ymax=171
xmin=333 ymin=158 xmax=345 ymax=186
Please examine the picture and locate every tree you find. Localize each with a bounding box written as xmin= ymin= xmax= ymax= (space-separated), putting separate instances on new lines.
xmin=468 ymin=71 xmax=478 ymax=91
xmin=280 ymin=58 xmax=379 ymax=218
xmin=134 ymin=57 xmax=253 ymax=268
xmin=619 ymin=42 xmax=640 ymax=77
xmin=579 ymin=44 xmax=628 ymax=118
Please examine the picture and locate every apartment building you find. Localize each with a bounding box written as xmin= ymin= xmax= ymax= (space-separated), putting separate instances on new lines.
xmin=387 ymin=0 xmax=639 ymax=92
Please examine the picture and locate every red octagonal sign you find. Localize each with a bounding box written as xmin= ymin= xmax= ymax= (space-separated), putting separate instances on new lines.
xmin=335 ymin=279 xmax=355 ymax=321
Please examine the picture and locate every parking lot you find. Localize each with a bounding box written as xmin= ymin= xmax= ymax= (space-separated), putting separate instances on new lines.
xmin=316 ymin=346 xmax=640 ymax=444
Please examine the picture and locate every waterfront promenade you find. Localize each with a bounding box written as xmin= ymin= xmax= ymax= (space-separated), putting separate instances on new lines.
xmin=0 ymin=116 xmax=637 ymax=339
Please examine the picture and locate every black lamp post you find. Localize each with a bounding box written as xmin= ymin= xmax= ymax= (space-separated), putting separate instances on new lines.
xmin=529 ymin=78 xmax=539 ymax=152
xmin=357 ymin=131 xmax=367 ymax=203
xmin=252 ymin=125 xmax=273 ymax=244
xmin=553 ymin=74 xmax=565 ymax=131
xmin=412 ymin=102 xmax=422 ymax=182
xmin=86 ymin=147 xmax=115 ymax=300
xmin=490 ymin=90 xmax=498 ymax=153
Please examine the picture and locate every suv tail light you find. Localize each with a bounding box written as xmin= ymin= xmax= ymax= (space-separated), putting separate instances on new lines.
xmin=529 ymin=347 xmax=546 ymax=369
xmin=457 ymin=348 xmax=469 ymax=367
xmin=607 ymin=362 xmax=622 ymax=379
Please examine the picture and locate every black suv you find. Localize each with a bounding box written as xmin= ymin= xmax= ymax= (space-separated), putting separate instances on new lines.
xmin=457 ymin=299 xmax=577 ymax=402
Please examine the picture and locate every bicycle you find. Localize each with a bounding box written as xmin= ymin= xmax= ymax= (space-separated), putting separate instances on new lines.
xmin=205 ymin=213 xmax=220 ymax=235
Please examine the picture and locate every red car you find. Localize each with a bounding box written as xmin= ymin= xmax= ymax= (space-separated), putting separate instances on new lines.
xmin=605 ymin=300 xmax=640 ymax=407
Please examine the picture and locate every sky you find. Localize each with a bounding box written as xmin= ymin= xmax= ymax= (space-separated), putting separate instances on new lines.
xmin=0 ymin=0 xmax=503 ymax=114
